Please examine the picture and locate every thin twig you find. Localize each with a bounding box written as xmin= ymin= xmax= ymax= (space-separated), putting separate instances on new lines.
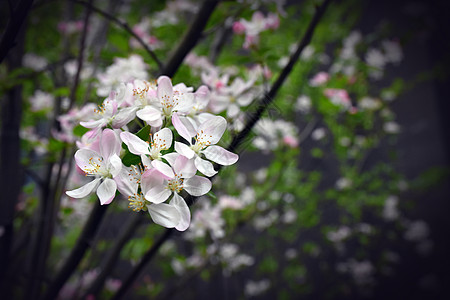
xmin=68 ymin=0 xmax=93 ymax=110
xmin=71 ymin=0 xmax=163 ymax=70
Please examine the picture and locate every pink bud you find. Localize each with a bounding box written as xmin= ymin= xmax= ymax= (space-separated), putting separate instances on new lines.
xmin=232 ymin=21 xmax=245 ymax=34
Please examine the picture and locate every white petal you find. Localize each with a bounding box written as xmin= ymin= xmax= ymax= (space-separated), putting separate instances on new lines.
xmin=157 ymin=76 xmax=174 ymax=107
xmin=114 ymin=167 xmax=138 ymax=196
xmin=112 ymin=106 xmax=138 ymax=128
xmin=80 ymin=119 xmax=106 ymax=129
xmin=108 ymin=154 xmax=123 ymax=177
xmin=202 ymin=146 xmax=239 ymax=166
xmin=96 ymin=178 xmax=117 ymax=205
xmin=172 ymin=113 xmax=194 ymax=143
xmin=147 ymin=203 xmax=180 ymax=228
xmin=151 ymin=160 xmax=175 ymax=179
xmin=74 ymin=149 xmax=107 ymax=175
xmin=184 ymin=175 xmax=212 ymax=196
xmin=170 ymin=193 xmax=191 ymax=231
xmin=198 ymin=115 xmax=227 ymax=144
xmin=120 ymin=131 xmax=150 ymax=156
xmin=173 ymin=155 xmax=196 ymax=179
xmin=140 ymin=154 xmax=152 ymax=170
xmin=66 ymin=178 xmax=101 ymax=198
xmin=145 ymin=184 xmax=172 ymax=204
xmin=100 ymin=129 xmax=121 ymax=162
xmin=136 ymin=106 xmax=162 ymax=127
xmin=153 ymin=127 xmax=172 ymax=150
xmin=140 ymin=168 xmax=164 ymax=196
xmin=194 ymin=156 xmax=217 ymax=177
xmin=175 ymin=142 xmax=195 ymax=159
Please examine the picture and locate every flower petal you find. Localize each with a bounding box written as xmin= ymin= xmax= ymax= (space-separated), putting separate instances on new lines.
xmin=151 ymin=160 xmax=175 ymax=179
xmin=145 ymin=184 xmax=172 ymax=204
xmin=74 ymin=149 xmax=107 ymax=175
xmin=170 ymin=193 xmax=191 ymax=231
xmin=114 ymin=167 xmax=138 ymax=196
xmin=202 ymin=145 xmax=239 ymax=166
xmin=108 ymin=154 xmax=123 ymax=177
xmin=175 ymin=142 xmax=195 ymax=159
xmin=153 ymin=127 xmax=172 ymax=151
xmin=112 ymin=106 xmax=138 ymax=128
xmin=172 ymin=113 xmax=195 ymax=143
xmin=194 ymin=156 xmax=217 ymax=177
xmin=147 ymin=203 xmax=180 ymax=228
xmin=120 ymin=131 xmax=150 ymax=156
xmin=198 ymin=115 xmax=227 ymax=144
xmin=184 ymin=175 xmax=212 ymax=196
xmin=157 ymin=76 xmax=173 ymax=107
xmin=136 ymin=106 xmax=162 ymax=127
xmin=96 ymin=178 xmax=117 ymax=205
xmin=66 ymin=177 xmax=101 ymax=198
xmin=100 ymin=129 xmax=121 ymax=162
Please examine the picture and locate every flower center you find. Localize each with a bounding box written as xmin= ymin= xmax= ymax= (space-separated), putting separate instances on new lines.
xmin=167 ymin=175 xmax=184 ymax=193
xmin=83 ymin=157 xmax=107 ymax=176
xmin=128 ymin=193 xmax=146 ymax=212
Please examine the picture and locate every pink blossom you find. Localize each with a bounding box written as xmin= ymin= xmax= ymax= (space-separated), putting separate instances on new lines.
xmin=309 ymin=72 xmax=330 ymax=86
xmin=232 ymin=21 xmax=246 ymax=34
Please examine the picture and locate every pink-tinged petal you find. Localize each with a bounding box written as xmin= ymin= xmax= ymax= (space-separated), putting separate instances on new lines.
xmin=170 ymin=193 xmax=191 ymax=231
xmin=175 ymin=142 xmax=195 ymax=159
xmin=194 ymin=156 xmax=217 ymax=177
xmin=184 ymin=175 xmax=212 ymax=196
xmin=144 ymin=184 xmax=172 ymax=204
xmin=74 ymin=149 xmax=107 ymax=174
xmin=120 ymin=132 xmax=150 ymax=156
xmin=103 ymin=100 xmax=118 ymax=117
xmin=154 ymin=127 xmax=172 ymax=150
xmin=112 ymin=106 xmax=138 ymax=128
xmin=96 ymin=178 xmax=117 ymax=205
xmin=114 ymin=167 xmax=138 ymax=196
xmin=198 ymin=115 xmax=227 ymax=144
xmin=202 ymin=145 xmax=239 ymax=166
xmin=172 ymin=113 xmax=194 ymax=143
xmin=80 ymin=119 xmax=106 ymax=129
xmin=194 ymin=85 xmax=210 ymax=105
xmin=140 ymin=168 xmax=164 ymax=196
xmin=173 ymin=154 xmax=196 ymax=178
xmin=237 ymin=93 xmax=254 ymax=106
xmin=100 ymin=129 xmax=121 ymax=162
xmin=157 ymin=76 xmax=173 ymax=106
xmin=209 ymin=94 xmax=230 ymax=114
xmin=161 ymin=152 xmax=178 ymax=168
xmin=151 ymin=160 xmax=175 ymax=179
xmin=140 ymin=154 xmax=152 ymax=170
xmin=174 ymin=92 xmax=194 ymax=113
xmin=226 ymin=104 xmax=240 ymax=118
xmin=136 ymin=106 xmax=162 ymax=124
xmin=66 ymin=178 xmax=101 ymax=198
xmin=147 ymin=203 xmax=180 ymax=228
xmin=108 ymin=154 xmax=123 ymax=177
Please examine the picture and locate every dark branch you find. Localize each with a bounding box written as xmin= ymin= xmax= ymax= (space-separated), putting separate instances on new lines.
xmin=159 ymin=0 xmax=220 ymax=77
xmin=0 ymin=0 xmax=34 ymax=64
xmin=71 ymin=0 xmax=163 ymax=69
xmin=41 ymin=202 xmax=108 ymax=300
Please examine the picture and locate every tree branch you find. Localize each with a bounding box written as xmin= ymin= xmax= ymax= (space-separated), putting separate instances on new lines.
xmin=71 ymin=0 xmax=163 ymax=70
xmin=41 ymin=202 xmax=108 ymax=300
xmin=159 ymin=0 xmax=220 ymax=77
xmin=0 ymin=0 xmax=34 ymax=64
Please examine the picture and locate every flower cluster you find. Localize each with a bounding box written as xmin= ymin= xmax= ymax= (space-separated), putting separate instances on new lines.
xmin=66 ymin=76 xmax=239 ymax=231
xmin=232 ymin=11 xmax=280 ymax=49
